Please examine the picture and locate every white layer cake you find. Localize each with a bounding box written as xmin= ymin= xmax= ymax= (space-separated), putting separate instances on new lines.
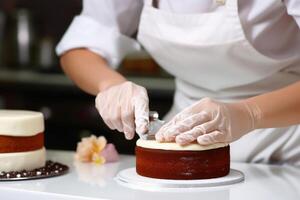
xmin=0 ymin=110 xmax=46 ymax=172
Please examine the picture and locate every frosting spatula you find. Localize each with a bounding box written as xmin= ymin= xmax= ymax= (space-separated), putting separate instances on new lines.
xmin=139 ymin=111 xmax=165 ymax=140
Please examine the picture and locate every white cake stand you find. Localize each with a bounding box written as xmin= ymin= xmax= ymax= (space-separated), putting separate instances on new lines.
xmin=115 ymin=168 xmax=244 ymax=191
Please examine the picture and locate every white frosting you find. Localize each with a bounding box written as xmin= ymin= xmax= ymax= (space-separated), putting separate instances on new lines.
xmin=0 ymin=110 xmax=44 ymax=136
xmin=0 ymin=148 xmax=46 ymax=172
xmin=136 ymin=139 xmax=228 ymax=151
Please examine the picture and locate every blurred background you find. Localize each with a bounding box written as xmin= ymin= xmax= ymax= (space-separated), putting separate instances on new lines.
xmin=0 ymin=0 xmax=174 ymax=154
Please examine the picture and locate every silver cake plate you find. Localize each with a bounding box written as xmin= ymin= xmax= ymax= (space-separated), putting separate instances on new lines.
xmin=115 ymin=168 xmax=244 ymax=191
xmin=0 ymin=161 xmax=69 ymax=181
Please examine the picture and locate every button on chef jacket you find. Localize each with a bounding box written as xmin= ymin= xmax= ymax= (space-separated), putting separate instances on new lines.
xmin=56 ymin=0 xmax=300 ymax=165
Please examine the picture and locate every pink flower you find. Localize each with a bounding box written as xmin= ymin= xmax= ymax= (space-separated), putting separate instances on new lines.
xmin=75 ymin=135 xmax=119 ymax=164
xmin=101 ymin=143 xmax=119 ymax=163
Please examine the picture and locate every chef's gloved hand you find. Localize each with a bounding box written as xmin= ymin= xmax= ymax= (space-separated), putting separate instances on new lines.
xmin=156 ymin=97 xmax=261 ymax=146
xmin=95 ymin=81 xmax=149 ymax=140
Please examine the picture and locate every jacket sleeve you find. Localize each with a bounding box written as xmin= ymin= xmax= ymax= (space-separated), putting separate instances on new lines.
xmin=55 ymin=0 xmax=143 ymax=68
xmin=284 ymin=0 xmax=300 ymax=28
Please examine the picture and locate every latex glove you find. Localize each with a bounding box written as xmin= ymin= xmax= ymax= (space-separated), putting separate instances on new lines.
xmin=156 ymin=98 xmax=261 ymax=146
xmin=95 ymin=81 xmax=149 ymax=140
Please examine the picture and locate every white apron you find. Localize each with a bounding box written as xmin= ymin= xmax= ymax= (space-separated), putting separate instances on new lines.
xmin=137 ymin=0 xmax=300 ymax=165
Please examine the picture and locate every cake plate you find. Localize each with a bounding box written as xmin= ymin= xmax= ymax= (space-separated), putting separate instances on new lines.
xmin=0 ymin=161 xmax=69 ymax=181
xmin=115 ymin=168 xmax=244 ymax=191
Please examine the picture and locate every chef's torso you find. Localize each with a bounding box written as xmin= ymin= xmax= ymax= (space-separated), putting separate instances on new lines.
xmin=138 ymin=0 xmax=300 ymax=103
xmin=137 ymin=0 xmax=300 ymax=165
xmin=56 ymin=0 xmax=300 ymax=165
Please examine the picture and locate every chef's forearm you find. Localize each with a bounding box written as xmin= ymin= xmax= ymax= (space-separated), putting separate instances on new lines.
xmin=60 ymin=49 xmax=126 ymax=95
xmin=244 ymin=81 xmax=300 ymax=129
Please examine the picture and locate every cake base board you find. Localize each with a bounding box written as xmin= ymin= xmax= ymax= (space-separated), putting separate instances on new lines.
xmin=115 ymin=168 xmax=244 ymax=191
xmin=0 ymin=161 xmax=69 ymax=181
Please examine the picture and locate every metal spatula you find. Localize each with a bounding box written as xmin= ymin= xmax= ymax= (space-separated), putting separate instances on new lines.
xmin=139 ymin=111 xmax=165 ymax=140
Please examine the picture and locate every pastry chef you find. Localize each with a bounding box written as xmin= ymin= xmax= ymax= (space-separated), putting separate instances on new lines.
xmin=56 ymin=0 xmax=300 ymax=165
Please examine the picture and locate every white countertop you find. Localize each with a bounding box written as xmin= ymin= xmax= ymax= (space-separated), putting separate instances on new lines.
xmin=0 ymin=150 xmax=299 ymax=200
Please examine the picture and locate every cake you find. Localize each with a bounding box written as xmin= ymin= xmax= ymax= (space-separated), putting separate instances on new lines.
xmin=0 ymin=110 xmax=46 ymax=172
xmin=136 ymin=139 xmax=230 ymax=180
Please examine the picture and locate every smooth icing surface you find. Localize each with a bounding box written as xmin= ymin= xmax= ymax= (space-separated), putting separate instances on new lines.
xmin=0 ymin=148 xmax=46 ymax=172
xmin=0 ymin=110 xmax=44 ymax=136
xmin=136 ymin=139 xmax=228 ymax=151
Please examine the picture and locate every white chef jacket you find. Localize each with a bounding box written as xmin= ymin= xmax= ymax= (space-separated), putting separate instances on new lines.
xmin=56 ymin=0 xmax=300 ymax=165
xmin=56 ymin=0 xmax=300 ymax=69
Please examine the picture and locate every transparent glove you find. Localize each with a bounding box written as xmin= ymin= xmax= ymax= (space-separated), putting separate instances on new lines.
xmin=155 ymin=97 xmax=261 ymax=146
xmin=95 ymin=81 xmax=149 ymax=140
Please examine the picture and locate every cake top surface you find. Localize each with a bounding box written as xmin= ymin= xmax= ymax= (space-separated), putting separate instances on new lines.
xmin=136 ymin=139 xmax=228 ymax=151
xmin=0 ymin=110 xmax=44 ymax=137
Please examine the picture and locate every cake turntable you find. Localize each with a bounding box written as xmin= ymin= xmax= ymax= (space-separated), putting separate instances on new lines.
xmin=115 ymin=168 xmax=244 ymax=191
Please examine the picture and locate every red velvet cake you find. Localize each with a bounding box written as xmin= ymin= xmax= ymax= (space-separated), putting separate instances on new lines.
xmin=136 ymin=139 xmax=230 ymax=180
